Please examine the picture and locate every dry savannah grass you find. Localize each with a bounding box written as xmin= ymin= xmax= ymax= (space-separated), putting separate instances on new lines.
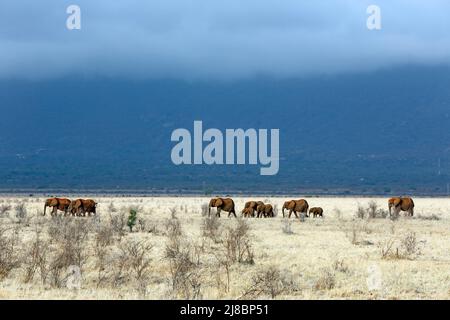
xmin=0 ymin=196 xmax=449 ymax=300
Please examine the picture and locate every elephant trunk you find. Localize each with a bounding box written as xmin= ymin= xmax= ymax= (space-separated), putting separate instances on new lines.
xmin=282 ymin=205 xmax=285 ymax=218
xmin=208 ymin=205 xmax=211 ymax=217
xmin=43 ymin=204 xmax=47 ymax=216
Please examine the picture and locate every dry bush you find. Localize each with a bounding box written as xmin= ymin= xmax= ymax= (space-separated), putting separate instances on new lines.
xmin=108 ymin=202 xmax=117 ymax=213
xmin=22 ymin=232 xmax=49 ymax=284
xmin=332 ymin=259 xmax=350 ymax=274
xmin=14 ymin=202 xmax=29 ymax=224
xmin=334 ymin=208 xmax=344 ymax=221
xmin=211 ymin=246 xmax=232 ymax=295
xmin=165 ymin=215 xmax=182 ymax=239
xmin=136 ymin=218 xmax=147 ymax=232
xmin=93 ymin=242 xmax=110 ymax=288
xmin=240 ymin=266 xmax=288 ymax=299
xmin=201 ymin=203 xmax=209 ymax=217
xmin=314 ymin=268 xmax=336 ymax=290
xmin=0 ymin=227 xmax=20 ymax=280
xmin=46 ymin=220 xmax=90 ymax=287
xmin=0 ymin=204 xmax=11 ymax=216
xmin=379 ymin=232 xmax=422 ymax=260
xmin=202 ymin=215 xmax=221 ymax=242
xmin=164 ymin=238 xmax=204 ymax=299
xmin=95 ymin=223 xmax=115 ymax=247
xmin=281 ymin=219 xmax=294 ymax=235
xmin=356 ymin=201 xmax=388 ymax=219
xmin=109 ymin=212 xmax=126 ymax=239
xmin=343 ymin=220 xmax=373 ymax=245
xmin=400 ymin=232 xmax=421 ymax=258
xmin=223 ymin=218 xmax=254 ymax=264
xmin=119 ymin=240 xmax=153 ymax=282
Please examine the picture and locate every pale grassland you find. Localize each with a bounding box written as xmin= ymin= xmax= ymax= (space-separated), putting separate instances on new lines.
xmin=0 ymin=196 xmax=449 ymax=300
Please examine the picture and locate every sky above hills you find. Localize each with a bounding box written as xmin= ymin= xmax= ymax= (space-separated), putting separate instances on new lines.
xmin=1 ymin=0 xmax=450 ymax=80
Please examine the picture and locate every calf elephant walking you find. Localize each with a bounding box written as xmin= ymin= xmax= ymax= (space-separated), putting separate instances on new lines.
xmin=309 ymin=207 xmax=324 ymax=218
xmin=241 ymin=201 xmax=264 ymax=217
xmin=256 ymin=203 xmax=274 ymax=218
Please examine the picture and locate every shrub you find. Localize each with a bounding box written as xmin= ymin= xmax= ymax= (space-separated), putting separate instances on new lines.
xmin=127 ymin=209 xmax=137 ymax=232
xmin=0 ymin=227 xmax=20 ymax=280
xmin=0 ymin=204 xmax=11 ymax=216
xmin=22 ymin=232 xmax=49 ymax=284
xmin=314 ymin=268 xmax=336 ymax=290
xmin=109 ymin=212 xmax=126 ymax=239
xmin=356 ymin=201 xmax=388 ymax=219
xmin=281 ymin=219 xmax=294 ymax=235
xmin=202 ymin=215 xmax=221 ymax=242
xmin=240 ymin=266 xmax=285 ymax=299
xmin=223 ymin=219 xmax=254 ymax=264
xmin=379 ymin=232 xmax=422 ymax=260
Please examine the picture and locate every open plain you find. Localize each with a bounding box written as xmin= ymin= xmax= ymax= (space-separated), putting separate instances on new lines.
xmin=0 ymin=196 xmax=448 ymax=300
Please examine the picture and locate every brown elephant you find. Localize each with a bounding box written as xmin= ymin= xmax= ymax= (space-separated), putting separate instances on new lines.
xmin=208 ymin=197 xmax=236 ymax=217
xmin=256 ymin=203 xmax=274 ymax=218
xmin=241 ymin=207 xmax=254 ymax=218
xmin=69 ymin=199 xmax=97 ymax=217
xmin=388 ymin=197 xmax=414 ymax=216
xmin=44 ymin=197 xmax=71 ymax=216
xmin=282 ymin=199 xmax=309 ymax=218
xmin=241 ymin=201 xmax=264 ymax=217
xmin=309 ymin=207 xmax=324 ymax=218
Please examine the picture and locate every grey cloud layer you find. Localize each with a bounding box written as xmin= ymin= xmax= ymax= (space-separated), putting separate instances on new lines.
xmin=1 ymin=0 xmax=450 ymax=79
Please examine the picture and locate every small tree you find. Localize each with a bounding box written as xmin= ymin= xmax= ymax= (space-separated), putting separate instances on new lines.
xmin=127 ymin=209 xmax=137 ymax=232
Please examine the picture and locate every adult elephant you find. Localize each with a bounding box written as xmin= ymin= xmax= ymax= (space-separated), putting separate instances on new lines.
xmin=388 ymin=197 xmax=414 ymax=216
xmin=256 ymin=203 xmax=274 ymax=218
xmin=282 ymin=199 xmax=309 ymax=218
xmin=44 ymin=197 xmax=71 ymax=216
xmin=209 ymin=197 xmax=236 ymax=218
xmin=241 ymin=201 xmax=264 ymax=217
xmin=70 ymin=199 xmax=97 ymax=217
xmin=309 ymin=207 xmax=324 ymax=218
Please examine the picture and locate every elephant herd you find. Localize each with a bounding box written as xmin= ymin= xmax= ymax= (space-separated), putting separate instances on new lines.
xmin=208 ymin=197 xmax=324 ymax=219
xmin=208 ymin=196 xmax=415 ymax=219
xmin=43 ymin=197 xmax=97 ymax=217
xmin=41 ymin=195 xmax=415 ymax=219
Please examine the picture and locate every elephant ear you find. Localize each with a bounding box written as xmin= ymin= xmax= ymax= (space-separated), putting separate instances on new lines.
xmin=393 ymin=198 xmax=402 ymax=206
xmin=216 ymin=198 xmax=223 ymax=207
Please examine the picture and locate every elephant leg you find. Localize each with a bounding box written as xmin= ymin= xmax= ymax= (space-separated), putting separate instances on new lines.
xmin=216 ymin=208 xmax=221 ymax=218
xmin=293 ymin=210 xmax=299 ymax=218
xmin=52 ymin=207 xmax=57 ymax=216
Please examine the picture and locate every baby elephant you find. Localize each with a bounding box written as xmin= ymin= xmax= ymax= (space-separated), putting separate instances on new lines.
xmin=309 ymin=207 xmax=324 ymax=218
xmin=241 ymin=207 xmax=255 ymax=218
xmin=256 ymin=203 xmax=274 ymax=218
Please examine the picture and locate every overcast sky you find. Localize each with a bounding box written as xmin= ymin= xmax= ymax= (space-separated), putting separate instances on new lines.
xmin=1 ymin=0 xmax=449 ymax=80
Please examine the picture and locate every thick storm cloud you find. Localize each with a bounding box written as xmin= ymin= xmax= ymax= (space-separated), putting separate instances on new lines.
xmin=1 ymin=0 xmax=449 ymax=80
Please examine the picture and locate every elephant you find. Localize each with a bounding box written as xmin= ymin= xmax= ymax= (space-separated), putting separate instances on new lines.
xmin=256 ymin=203 xmax=274 ymax=218
xmin=241 ymin=201 xmax=264 ymax=217
xmin=241 ymin=207 xmax=254 ymax=218
xmin=69 ymin=199 xmax=97 ymax=217
xmin=208 ymin=197 xmax=236 ymax=217
xmin=44 ymin=197 xmax=71 ymax=216
xmin=309 ymin=207 xmax=324 ymax=218
xmin=388 ymin=197 xmax=414 ymax=217
xmin=282 ymin=199 xmax=309 ymax=218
